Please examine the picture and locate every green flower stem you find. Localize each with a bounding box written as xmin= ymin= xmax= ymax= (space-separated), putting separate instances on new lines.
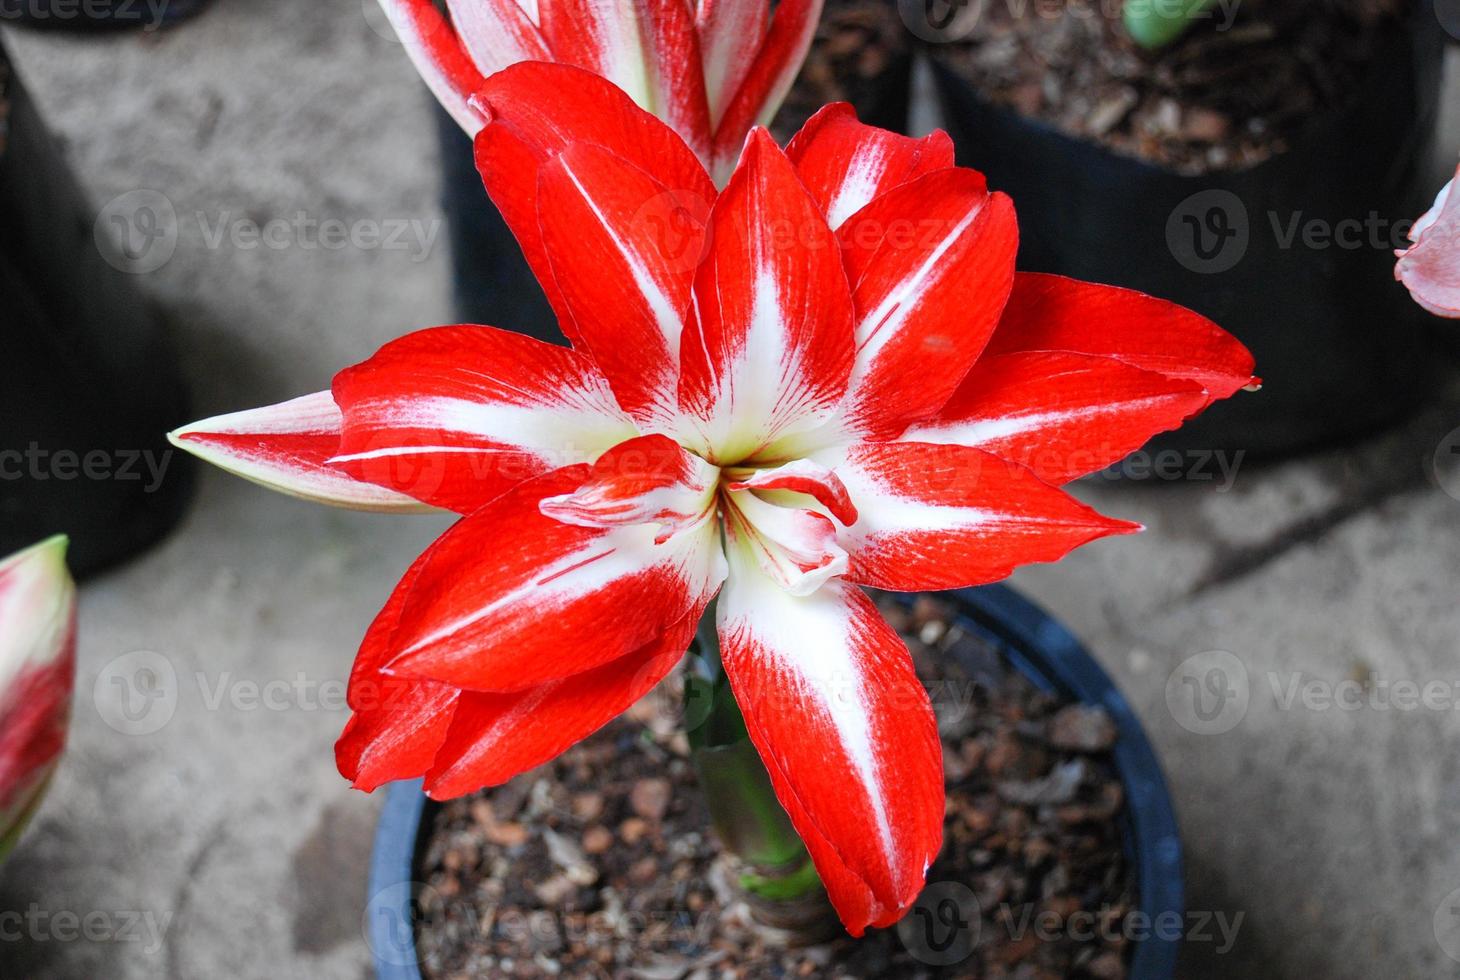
xmin=686 ymin=602 xmax=824 ymax=906
xmin=1123 ymin=0 xmax=1220 ymax=49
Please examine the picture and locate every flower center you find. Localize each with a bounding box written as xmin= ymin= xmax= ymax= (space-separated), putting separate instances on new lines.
xmin=712 ymin=459 xmax=860 ymax=597
xmin=538 ymin=436 xmax=859 ymax=597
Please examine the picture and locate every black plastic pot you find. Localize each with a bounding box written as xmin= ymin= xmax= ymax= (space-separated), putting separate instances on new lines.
xmin=366 ymin=585 xmax=1184 ymax=979
xmin=0 ymin=41 xmax=193 ymax=575
xmin=825 ymin=47 xmax=913 ymax=137
xmin=928 ymin=8 xmax=1449 ymax=458
xmin=434 ymin=104 xmax=560 ymax=344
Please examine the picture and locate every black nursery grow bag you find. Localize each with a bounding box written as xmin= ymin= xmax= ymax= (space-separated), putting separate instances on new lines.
xmin=928 ymin=6 xmax=1448 ymax=458
xmin=434 ymin=102 xmax=560 ymax=344
xmin=0 ymin=40 xmax=193 ymax=575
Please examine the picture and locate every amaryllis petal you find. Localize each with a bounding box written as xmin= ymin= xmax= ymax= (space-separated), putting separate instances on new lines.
xmin=697 ymin=0 xmax=769 ymax=129
xmin=825 ymin=170 xmax=1017 ymax=443
xmin=904 ymin=351 xmax=1209 ymax=485
xmin=1395 ymin=165 xmax=1460 ymax=318
xmin=637 ymin=0 xmax=715 ymax=167
xmin=754 ymin=750 xmax=910 ymax=933
xmin=785 ymin=103 xmax=958 ymax=230
xmin=442 ymin=0 xmax=550 ymax=78
xmin=725 ymin=458 xmax=858 ymax=526
xmin=384 ymin=465 xmax=725 ymax=692
xmin=330 ymin=325 xmax=636 ymax=514
xmin=716 ymin=563 xmax=942 ymax=936
xmin=474 ymin=63 xmax=716 ymax=335
xmin=710 ymin=0 xmax=823 ymax=180
xmin=475 ymin=57 xmax=713 ymax=192
xmin=826 ymin=441 xmax=1140 ymax=591
xmin=422 ymin=606 xmax=701 ymax=798
xmin=985 ymin=273 xmax=1259 ymax=401
xmin=539 ymin=0 xmax=656 ymax=112
xmin=539 ymin=434 xmax=718 ymax=543
xmin=537 ymin=142 xmax=707 ymax=427
xmin=337 ymin=544 xmax=459 ymax=793
xmin=679 ymin=129 xmax=855 ymax=462
xmin=375 ymin=0 xmax=488 ymax=134
xmin=381 ymin=0 xmax=817 ymax=186
xmin=169 ymin=392 xmax=428 ymax=512
xmin=0 ymin=536 xmax=75 ymax=861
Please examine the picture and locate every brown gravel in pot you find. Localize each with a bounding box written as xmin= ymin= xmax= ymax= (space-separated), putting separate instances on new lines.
xmin=414 ymin=595 xmax=1133 ymax=979
xmin=930 ymin=0 xmax=1413 ymax=173
xmin=771 ymin=0 xmax=914 ymax=142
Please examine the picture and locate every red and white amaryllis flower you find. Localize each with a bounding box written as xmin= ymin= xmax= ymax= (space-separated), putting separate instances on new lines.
xmin=0 ymin=536 xmax=75 ymax=863
xmin=170 ymin=64 xmax=1255 ymax=933
xmin=377 ymin=0 xmax=821 ymax=180
xmin=1395 ymin=161 xmax=1460 ymax=318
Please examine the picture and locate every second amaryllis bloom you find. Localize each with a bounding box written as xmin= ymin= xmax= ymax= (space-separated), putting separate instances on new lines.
xmin=171 ymin=63 xmax=1255 ymax=934
xmin=377 ymin=0 xmax=821 ymax=180
xmin=1395 ymin=160 xmax=1460 ymax=318
xmin=0 ymin=536 xmax=76 ymax=864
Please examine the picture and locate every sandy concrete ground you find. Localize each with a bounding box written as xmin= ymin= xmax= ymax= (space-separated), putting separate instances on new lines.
xmin=3 ymin=3 xmax=1460 ymax=977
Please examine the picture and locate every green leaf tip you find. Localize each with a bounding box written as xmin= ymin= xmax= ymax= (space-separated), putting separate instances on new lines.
xmin=1123 ymin=0 xmax=1221 ymax=50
